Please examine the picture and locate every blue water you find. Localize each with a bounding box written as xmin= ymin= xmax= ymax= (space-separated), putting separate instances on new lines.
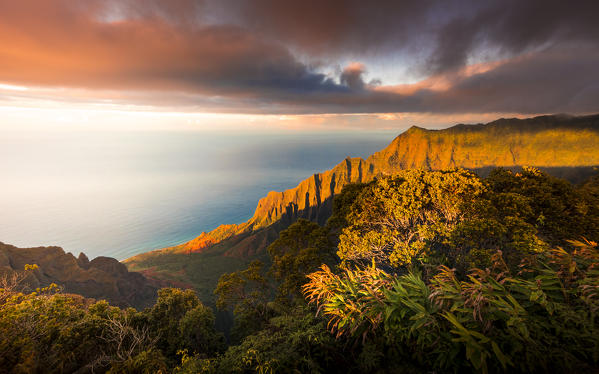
xmin=0 ymin=130 xmax=395 ymax=260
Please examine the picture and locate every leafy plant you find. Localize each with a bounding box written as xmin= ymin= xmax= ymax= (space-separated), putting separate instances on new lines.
xmin=305 ymin=241 xmax=599 ymax=373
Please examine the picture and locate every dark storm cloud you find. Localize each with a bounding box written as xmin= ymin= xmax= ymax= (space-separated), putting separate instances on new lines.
xmin=217 ymin=0 xmax=435 ymax=56
xmin=0 ymin=0 xmax=598 ymax=114
xmin=228 ymin=45 xmax=598 ymax=115
xmin=425 ymin=0 xmax=599 ymax=73
xmin=430 ymin=45 xmax=599 ymax=114
xmin=224 ymin=0 xmax=599 ymax=74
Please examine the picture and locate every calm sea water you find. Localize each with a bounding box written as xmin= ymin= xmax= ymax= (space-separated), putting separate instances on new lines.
xmin=0 ymin=130 xmax=394 ymax=260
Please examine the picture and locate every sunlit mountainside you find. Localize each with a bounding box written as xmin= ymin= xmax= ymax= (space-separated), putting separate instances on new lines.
xmin=125 ymin=114 xmax=599 ymax=300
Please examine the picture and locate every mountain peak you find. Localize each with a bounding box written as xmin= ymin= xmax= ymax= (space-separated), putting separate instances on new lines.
xmin=404 ymin=125 xmax=427 ymax=133
xmin=77 ymin=252 xmax=90 ymax=269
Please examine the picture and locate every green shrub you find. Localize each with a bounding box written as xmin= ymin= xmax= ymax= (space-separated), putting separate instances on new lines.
xmin=305 ymin=241 xmax=599 ymax=373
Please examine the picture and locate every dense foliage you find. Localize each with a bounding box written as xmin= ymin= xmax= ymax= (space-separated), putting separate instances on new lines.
xmin=305 ymin=242 xmax=599 ymax=373
xmin=303 ymin=168 xmax=599 ymax=373
xmin=0 ymin=272 xmax=223 ymax=373
xmin=335 ymin=167 xmax=599 ymax=273
xmin=336 ymin=169 xmax=486 ymax=269
xmin=1 ymin=167 xmax=598 ymax=373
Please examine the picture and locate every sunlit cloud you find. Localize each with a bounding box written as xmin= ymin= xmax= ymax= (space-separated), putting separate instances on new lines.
xmin=0 ymin=83 xmax=28 ymax=91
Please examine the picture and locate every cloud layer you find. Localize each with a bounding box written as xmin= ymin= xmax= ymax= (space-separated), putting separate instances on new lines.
xmin=0 ymin=0 xmax=598 ymax=115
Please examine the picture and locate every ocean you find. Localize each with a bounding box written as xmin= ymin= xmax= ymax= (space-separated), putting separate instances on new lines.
xmin=0 ymin=130 xmax=394 ymax=260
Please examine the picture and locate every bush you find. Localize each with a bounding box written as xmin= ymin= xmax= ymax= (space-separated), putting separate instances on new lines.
xmin=305 ymin=241 xmax=599 ymax=373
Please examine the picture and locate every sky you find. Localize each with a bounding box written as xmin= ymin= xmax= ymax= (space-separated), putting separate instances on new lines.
xmin=1 ymin=0 xmax=598 ymax=131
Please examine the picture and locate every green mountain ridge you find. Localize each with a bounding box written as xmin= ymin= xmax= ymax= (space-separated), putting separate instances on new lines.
xmin=124 ymin=114 xmax=599 ymax=298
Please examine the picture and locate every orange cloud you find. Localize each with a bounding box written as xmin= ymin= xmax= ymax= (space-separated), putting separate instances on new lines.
xmin=374 ymin=60 xmax=506 ymax=95
xmin=0 ymin=1 xmax=336 ymax=97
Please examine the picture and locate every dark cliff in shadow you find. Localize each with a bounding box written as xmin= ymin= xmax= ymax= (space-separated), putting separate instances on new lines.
xmin=0 ymin=242 xmax=157 ymax=309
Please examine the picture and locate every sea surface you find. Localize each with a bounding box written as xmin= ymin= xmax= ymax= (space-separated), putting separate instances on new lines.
xmin=0 ymin=130 xmax=395 ymax=260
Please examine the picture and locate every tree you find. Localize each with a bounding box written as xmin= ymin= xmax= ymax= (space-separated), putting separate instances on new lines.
xmin=454 ymin=167 xmax=599 ymax=269
xmin=333 ymin=168 xmax=599 ymax=273
xmin=0 ymin=264 xmax=39 ymax=304
xmin=214 ymin=307 xmax=345 ymax=374
xmin=0 ymin=286 xmax=165 ymax=373
xmin=337 ymin=169 xmax=485 ymax=270
xmin=268 ymin=219 xmax=334 ymax=301
xmin=485 ymin=167 xmax=599 ymax=246
xmin=143 ymin=288 xmax=224 ymax=362
xmin=214 ymin=261 xmax=271 ymax=341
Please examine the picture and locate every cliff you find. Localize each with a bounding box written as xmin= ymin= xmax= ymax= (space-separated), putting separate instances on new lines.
xmin=125 ymin=114 xmax=599 ymax=266
xmin=0 ymin=242 xmax=158 ymax=309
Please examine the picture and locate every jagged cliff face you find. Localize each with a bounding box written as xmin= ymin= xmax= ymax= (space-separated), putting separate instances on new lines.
xmin=125 ymin=114 xmax=599 ymax=266
xmin=0 ymin=242 xmax=157 ymax=309
xmin=249 ymin=157 xmax=371 ymax=228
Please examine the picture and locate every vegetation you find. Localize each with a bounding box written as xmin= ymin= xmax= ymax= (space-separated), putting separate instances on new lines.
xmin=0 ymin=270 xmax=223 ymax=373
xmin=1 ymin=167 xmax=598 ymax=373
xmin=336 ymin=169 xmax=486 ymax=269
xmin=305 ymin=242 xmax=599 ymax=373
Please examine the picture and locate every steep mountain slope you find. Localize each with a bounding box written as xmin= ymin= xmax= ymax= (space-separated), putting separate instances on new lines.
xmin=0 ymin=242 xmax=157 ymax=309
xmin=124 ymin=114 xmax=599 ymax=297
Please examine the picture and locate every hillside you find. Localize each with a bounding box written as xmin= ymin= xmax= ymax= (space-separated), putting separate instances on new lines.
xmin=124 ymin=114 xmax=599 ymax=298
xmin=0 ymin=242 xmax=157 ymax=309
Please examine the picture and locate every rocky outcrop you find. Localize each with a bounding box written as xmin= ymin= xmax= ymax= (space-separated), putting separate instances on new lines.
xmin=0 ymin=242 xmax=157 ymax=309
xmin=77 ymin=252 xmax=90 ymax=269
xmin=125 ymin=114 xmax=599 ymax=265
